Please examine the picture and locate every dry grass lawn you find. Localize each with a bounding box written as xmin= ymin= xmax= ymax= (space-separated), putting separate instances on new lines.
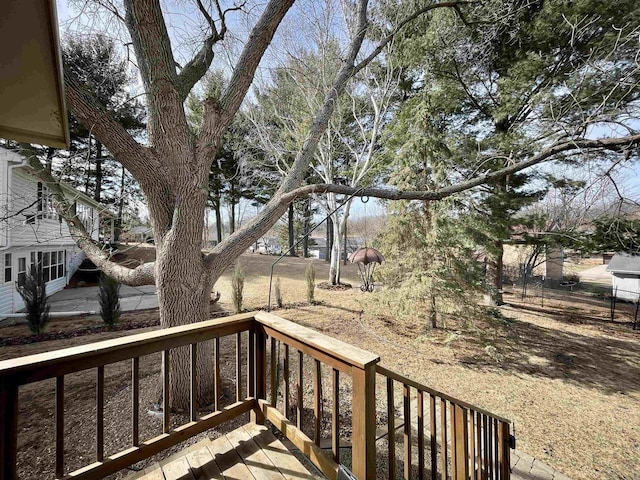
xmin=1 ymin=249 xmax=638 ymax=479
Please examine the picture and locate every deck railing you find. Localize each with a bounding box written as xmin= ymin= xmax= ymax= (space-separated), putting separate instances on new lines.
xmin=0 ymin=312 xmax=513 ymax=480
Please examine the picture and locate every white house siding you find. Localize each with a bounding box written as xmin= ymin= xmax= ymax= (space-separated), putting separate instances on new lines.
xmin=0 ymin=147 xmax=105 ymax=318
xmin=0 ymin=245 xmax=85 ymax=317
xmin=612 ymin=274 xmax=640 ymax=302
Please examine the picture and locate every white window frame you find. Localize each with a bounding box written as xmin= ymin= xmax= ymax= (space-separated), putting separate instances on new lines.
xmin=2 ymin=253 xmax=11 ymax=284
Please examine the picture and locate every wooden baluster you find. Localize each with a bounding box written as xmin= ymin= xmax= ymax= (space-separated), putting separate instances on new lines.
xmin=450 ymin=402 xmax=457 ymax=478
xmin=190 ymin=343 xmax=198 ymax=422
xmin=297 ymin=350 xmax=303 ymax=429
xmin=96 ymin=366 xmax=104 ymax=462
xmin=475 ymin=412 xmax=482 ymax=480
xmin=498 ymin=422 xmax=511 ymax=480
xmin=214 ymin=337 xmax=221 ymax=411
xmin=270 ymin=337 xmax=277 ymax=405
xmin=417 ymin=390 xmax=425 ymax=480
xmin=387 ymin=377 xmax=396 ymax=480
xmin=0 ymin=381 xmax=18 ymax=480
xmin=469 ymin=410 xmax=476 ymax=480
xmin=162 ymin=350 xmax=170 ymax=433
xmin=403 ymin=383 xmax=411 ymax=480
xmin=248 ymin=330 xmax=255 ymax=398
xmin=454 ymin=405 xmax=469 ymax=480
xmin=236 ymin=333 xmax=242 ymax=402
xmin=486 ymin=415 xmax=492 ymax=480
xmin=440 ymin=399 xmax=448 ymax=480
xmin=483 ymin=414 xmax=489 ymax=480
xmin=132 ymin=357 xmax=139 ymax=446
xmin=56 ymin=375 xmax=64 ymax=478
xmin=429 ymin=394 xmax=437 ymax=480
xmin=252 ymin=327 xmax=267 ymax=424
xmin=283 ymin=344 xmax=290 ymax=417
xmin=495 ymin=419 xmax=500 ymax=480
xmin=332 ymin=368 xmax=340 ymax=463
xmin=313 ymin=359 xmax=321 ymax=446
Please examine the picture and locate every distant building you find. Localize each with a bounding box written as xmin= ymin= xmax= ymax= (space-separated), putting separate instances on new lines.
xmin=606 ymin=253 xmax=640 ymax=301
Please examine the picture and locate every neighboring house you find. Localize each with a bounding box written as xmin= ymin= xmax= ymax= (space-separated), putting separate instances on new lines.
xmin=0 ymin=147 xmax=115 ymax=318
xmin=606 ymin=252 xmax=640 ymax=301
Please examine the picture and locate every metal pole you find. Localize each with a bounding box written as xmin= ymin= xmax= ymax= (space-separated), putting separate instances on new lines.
xmin=267 ymin=188 xmax=365 ymax=311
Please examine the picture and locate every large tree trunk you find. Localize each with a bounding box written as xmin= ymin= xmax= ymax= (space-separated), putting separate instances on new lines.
xmin=149 ymin=183 xmax=217 ymax=410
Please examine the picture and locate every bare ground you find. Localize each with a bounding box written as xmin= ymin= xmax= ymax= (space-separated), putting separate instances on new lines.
xmin=2 ymin=250 xmax=638 ymax=479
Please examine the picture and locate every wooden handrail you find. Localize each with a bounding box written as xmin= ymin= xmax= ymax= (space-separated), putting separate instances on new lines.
xmin=376 ymin=364 xmax=512 ymax=424
xmin=255 ymin=312 xmax=380 ymax=370
xmin=0 ymin=313 xmax=255 ymax=385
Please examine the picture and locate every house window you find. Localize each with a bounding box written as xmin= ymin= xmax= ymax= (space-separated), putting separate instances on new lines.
xmin=41 ymin=251 xmax=66 ymax=283
xmin=17 ymin=257 xmax=26 ymax=286
xmin=37 ymin=182 xmax=57 ymax=220
xmin=3 ymin=253 xmax=11 ymax=283
xmin=76 ymin=203 xmax=94 ymax=232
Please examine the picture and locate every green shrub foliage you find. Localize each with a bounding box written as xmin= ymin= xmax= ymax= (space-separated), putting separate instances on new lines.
xmin=99 ymin=273 xmax=121 ymax=329
xmin=16 ymin=265 xmax=51 ymax=335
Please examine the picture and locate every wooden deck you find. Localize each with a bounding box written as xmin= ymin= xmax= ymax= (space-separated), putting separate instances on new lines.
xmin=128 ymin=423 xmax=317 ymax=480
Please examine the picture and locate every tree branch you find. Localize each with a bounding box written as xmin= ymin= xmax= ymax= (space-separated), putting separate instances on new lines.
xmin=64 ymin=73 xmax=156 ymax=180
xmin=217 ymin=0 xmax=295 ymax=120
xmin=281 ymin=132 xmax=640 ymax=203
xmin=175 ymin=0 xmax=247 ymax=101
xmin=19 ymin=146 xmax=155 ymax=286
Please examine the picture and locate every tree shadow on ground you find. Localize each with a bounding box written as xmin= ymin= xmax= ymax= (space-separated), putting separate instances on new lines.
xmin=458 ymin=316 xmax=640 ymax=395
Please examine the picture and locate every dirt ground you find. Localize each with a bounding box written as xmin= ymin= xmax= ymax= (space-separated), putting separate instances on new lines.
xmin=1 ymin=250 xmax=638 ymax=479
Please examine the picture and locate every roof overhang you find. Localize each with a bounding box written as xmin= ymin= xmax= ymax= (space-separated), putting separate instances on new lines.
xmin=0 ymin=0 xmax=69 ymax=149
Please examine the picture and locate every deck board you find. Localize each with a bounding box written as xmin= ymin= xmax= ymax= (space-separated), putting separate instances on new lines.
xmin=131 ymin=423 xmax=315 ymax=480
xmin=243 ymin=424 xmax=317 ymax=480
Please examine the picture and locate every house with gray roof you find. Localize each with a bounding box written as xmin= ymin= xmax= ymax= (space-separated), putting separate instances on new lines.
xmin=606 ymin=252 xmax=640 ymax=301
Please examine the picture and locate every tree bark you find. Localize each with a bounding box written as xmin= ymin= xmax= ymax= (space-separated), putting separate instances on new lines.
xmin=94 ymin=140 xmax=103 ymax=203
xmin=302 ymin=198 xmax=310 ymax=258
xmin=115 ymin=166 xmax=125 ymax=242
xmin=488 ymin=240 xmax=504 ymax=305
xmin=288 ymin=203 xmax=295 ymax=256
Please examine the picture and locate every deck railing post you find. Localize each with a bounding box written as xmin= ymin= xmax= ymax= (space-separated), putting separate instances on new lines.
xmin=251 ymin=323 xmax=267 ymax=424
xmin=0 ymin=379 xmax=18 ymax=480
xmin=351 ymin=360 xmax=378 ymax=480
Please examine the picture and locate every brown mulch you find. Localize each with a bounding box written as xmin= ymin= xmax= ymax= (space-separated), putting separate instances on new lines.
xmin=316 ymin=281 xmax=353 ymax=290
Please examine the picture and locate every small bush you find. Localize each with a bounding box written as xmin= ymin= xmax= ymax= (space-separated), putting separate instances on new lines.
xmin=16 ymin=265 xmax=50 ymax=335
xmin=275 ymin=277 xmax=283 ymax=308
xmin=232 ymin=262 xmax=244 ymax=313
xmin=305 ymin=263 xmax=316 ymax=304
xmin=99 ymin=273 xmax=121 ymax=329
xmin=564 ymin=272 xmax=580 ymax=283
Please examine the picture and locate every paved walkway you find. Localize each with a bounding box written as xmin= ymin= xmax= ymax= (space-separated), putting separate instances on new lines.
xmin=512 ymin=449 xmax=571 ymax=480
xmin=47 ymin=284 xmax=159 ymax=313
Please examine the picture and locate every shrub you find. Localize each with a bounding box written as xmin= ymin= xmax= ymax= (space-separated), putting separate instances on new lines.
xmin=99 ymin=273 xmax=121 ymax=329
xmin=232 ymin=262 xmax=244 ymax=313
xmin=16 ymin=265 xmax=50 ymax=335
xmin=275 ymin=277 xmax=283 ymax=308
xmin=305 ymin=263 xmax=316 ymax=304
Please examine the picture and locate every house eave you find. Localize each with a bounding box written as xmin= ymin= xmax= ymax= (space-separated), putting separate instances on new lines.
xmin=0 ymin=0 xmax=70 ymax=149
